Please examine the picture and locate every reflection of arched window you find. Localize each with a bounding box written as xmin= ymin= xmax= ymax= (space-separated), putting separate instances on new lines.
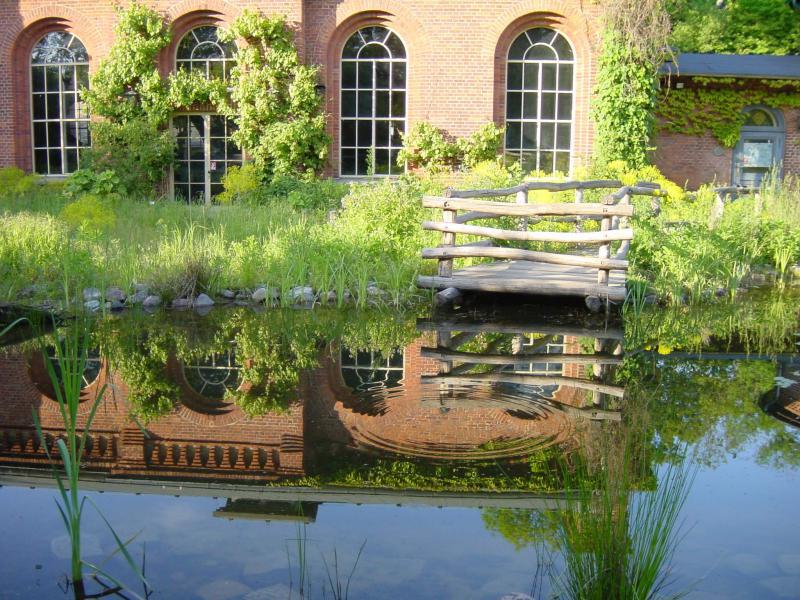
xmin=176 ymin=26 xmax=236 ymax=79
xmin=505 ymin=28 xmax=574 ymax=174
xmin=45 ymin=345 xmax=102 ymax=389
xmin=182 ymin=348 xmax=241 ymax=400
xmin=733 ymin=106 xmax=785 ymax=187
xmin=31 ymin=343 xmax=103 ymax=402
xmin=512 ymin=334 xmax=565 ymax=376
xmin=340 ymin=26 xmax=407 ymax=176
xmin=31 ymin=31 xmax=91 ymax=175
xmin=341 ymin=348 xmax=403 ymax=392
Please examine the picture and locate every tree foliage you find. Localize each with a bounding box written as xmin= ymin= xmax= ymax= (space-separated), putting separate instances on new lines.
xmin=669 ymin=0 xmax=800 ymax=55
xmin=218 ymin=11 xmax=329 ymax=179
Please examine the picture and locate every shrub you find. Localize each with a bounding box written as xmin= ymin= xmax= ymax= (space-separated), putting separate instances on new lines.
xmin=64 ymin=169 xmax=121 ymax=199
xmin=0 ymin=167 xmax=39 ymax=196
xmin=397 ymin=122 xmax=458 ymax=171
xmin=60 ymin=194 xmax=117 ymax=233
xmin=83 ymin=118 xmax=175 ymax=198
xmin=457 ymin=123 xmax=505 ymax=169
xmin=217 ymin=163 xmax=262 ymax=205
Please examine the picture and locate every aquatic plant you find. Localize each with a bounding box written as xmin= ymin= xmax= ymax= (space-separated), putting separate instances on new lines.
xmin=31 ymin=315 xmax=149 ymax=598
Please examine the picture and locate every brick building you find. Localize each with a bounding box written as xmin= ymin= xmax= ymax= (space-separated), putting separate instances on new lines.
xmin=655 ymin=53 xmax=800 ymax=190
xmin=0 ymin=0 xmax=605 ymax=197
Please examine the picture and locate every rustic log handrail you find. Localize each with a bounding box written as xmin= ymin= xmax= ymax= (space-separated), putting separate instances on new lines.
xmin=421 ymin=347 xmax=623 ymax=366
xmin=423 ymin=221 xmax=634 ymax=244
xmin=421 ymin=373 xmax=626 ymax=398
xmin=419 ymin=180 xmax=662 ymax=307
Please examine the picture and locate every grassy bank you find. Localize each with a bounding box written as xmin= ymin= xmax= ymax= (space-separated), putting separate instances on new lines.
xmin=1 ymin=164 xmax=798 ymax=310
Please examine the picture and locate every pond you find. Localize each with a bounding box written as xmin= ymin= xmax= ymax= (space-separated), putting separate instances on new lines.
xmin=0 ymin=292 xmax=799 ymax=599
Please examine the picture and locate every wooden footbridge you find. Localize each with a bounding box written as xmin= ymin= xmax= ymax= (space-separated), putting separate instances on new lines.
xmin=417 ymin=180 xmax=665 ymax=307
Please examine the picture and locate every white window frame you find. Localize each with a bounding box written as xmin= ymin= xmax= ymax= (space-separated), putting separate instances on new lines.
xmin=504 ymin=28 xmax=575 ymax=176
xmin=175 ymin=25 xmax=236 ymax=80
xmin=29 ymin=31 xmax=91 ymax=176
xmin=339 ymin=26 xmax=408 ymax=177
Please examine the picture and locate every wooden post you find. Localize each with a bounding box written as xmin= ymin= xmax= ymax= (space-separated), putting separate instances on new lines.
xmin=439 ymin=208 xmax=457 ymax=278
xmin=598 ymin=216 xmax=611 ymax=286
xmin=516 ymin=188 xmax=529 ymax=231
xmin=575 ymin=188 xmax=584 ymax=232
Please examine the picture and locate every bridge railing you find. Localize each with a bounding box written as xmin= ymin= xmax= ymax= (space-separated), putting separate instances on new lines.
xmin=419 ymin=180 xmax=665 ymax=301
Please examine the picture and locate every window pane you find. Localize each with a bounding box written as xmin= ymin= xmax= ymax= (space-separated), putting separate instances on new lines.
xmin=342 ymin=120 xmax=356 ymax=146
xmin=391 ymin=92 xmax=405 ymax=118
xmin=523 ymin=63 xmax=539 ymax=90
xmin=189 ymin=115 xmax=205 ymax=138
xmin=49 ymin=149 xmax=62 ymax=174
xmin=190 ymin=161 xmax=205 ymax=182
xmin=341 ymin=148 xmax=356 ymax=175
xmin=173 ymin=116 xmax=188 ymax=138
xmin=375 ymin=61 xmax=390 ymax=88
xmin=342 ymin=91 xmax=357 ymax=117
xmin=210 ymin=115 xmax=225 ymax=137
xmin=227 ymin=140 xmax=242 ymax=161
xmin=522 ymin=93 xmax=538 ymax=119
xmin=541 ymin=93 xmax=556 ymax=120
xmin=540 ymin=151 xmax=554 ymax=172
xmin=358 ymin=92 xmax=372 ymax=117
xmin=555 ymin=152 xmax=570 ymax=173
xmin=507 ymin=63 xmax=523 ymax=90
xmin=61 ymin=67 xmax=76 ymax=91
xmin=540 ymin=123 xmax=555 ymax=149
xmin=506 ymin=92 xmax=522 ymax=119
xmin=78 ymin=123 xmax=90 ymax=147
xmin=33 ymin=94 xmax=46 ymax=120
xmin=374 ymin=149 xmax=390 ymax=175
xmin=210 ymin=138 xmax=226 ymax=160
xmin=558 ymin=64 xmax=573 ymax=91
xmin=77 ymin=65 xmax=89 ymax=89
xmin=63 ymin=121 xmax=77 ymax=146
xmin=34 ymin=122 xmax=47 ymax=147
xmin=521 ymin=151 xmax=537 ymax=173
xmin=557 ymin=94 xmax=573 ymax=120
xmin=189 ymin=137 xmax=204 ymax=159
xmin=342 ymin=61 xmax=357 ymax=88
xmin=375 ymin=120 xmax=390 ymax=147
xmin=65 ymin=149 xmax=78 ymax=172
xmin=552 ymin=34 xmax=574 ymax=60
xmin=47 ymin=94 xmax=60 ymax=119
xmin=375 ymin=91 xmax=390 ymax=118
xmin=175 ymin=161 xmax=189 ymax=183
xmin=522 ymin=123 xmax=537 ymax=149
xmin=556 ymin=124 xmax=571 ymax=150
xmin=391 ymin=121 xmax=404 ymax=146
xmin=541 ymin=65 xmax=557 ymax=90
xmin=505 ymin=122 xmax=521 ymax=150
xmin=48 ymin=121 xmax=61 ymax=146
xmin=62 ymin=93 xmax=76 ymax=119
xmin=385 ymin=33 xmax=406 ymax=58
xmin=392 ymin=63 xmax=406 ymax=89
xmin=32 ymin=67 xmax=45 ymax=93
xmin=46 ymin=66 xmax=60 ymax=91
xmin=356 ymin=148 xmax=369 ymax=175
xmin=390 ymin=149 xmax=401 ymax=172
xmin=357 ymin=120 xmax=372 ymax=146
xmin=34 ymin=150 xmax=48 ymax=174
xmin=358 ymin=62 xmax=373 ymax=89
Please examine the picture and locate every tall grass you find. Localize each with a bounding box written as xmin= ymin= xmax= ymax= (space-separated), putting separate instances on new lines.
xmin=28 ymin=314 xmax=149 ymax=598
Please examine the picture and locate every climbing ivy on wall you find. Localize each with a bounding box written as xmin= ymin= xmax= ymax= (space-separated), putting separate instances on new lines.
xmin=591 ymin=0 xmax=671 ymax=169
xmin=656 ymin=79 xmax=800 ymax=147
xmin=592 ymin=31 xmax=659 ymax=169
xmin=83 ymin=3 xmax=328 ymax=181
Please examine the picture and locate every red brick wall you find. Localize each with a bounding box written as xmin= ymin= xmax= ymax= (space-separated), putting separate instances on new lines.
xmin=0 ymin=0 xmax=603 ymax=176
xmin=654 ymin=106 xmax=800 ymax=190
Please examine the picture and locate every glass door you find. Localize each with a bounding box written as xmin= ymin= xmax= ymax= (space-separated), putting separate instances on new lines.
xmin=172 ymin=114 xmax=242 ymax=203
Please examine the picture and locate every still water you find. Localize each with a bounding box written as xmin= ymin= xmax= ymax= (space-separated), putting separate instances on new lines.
xmin=0 ymin=293 xmax=799 ymax=599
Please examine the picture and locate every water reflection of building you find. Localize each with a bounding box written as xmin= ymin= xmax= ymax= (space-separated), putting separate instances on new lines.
xmin=0 ymin=315 xmax=625 ymax=484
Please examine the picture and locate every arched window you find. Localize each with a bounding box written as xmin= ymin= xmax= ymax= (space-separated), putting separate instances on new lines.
xmin=182 ymin=347 xmax=242 ymax=400
xmin=340 ymin=26 xmax=407 ymax=176
xmin=733 ymin=106 xmax=785 ymax=187
xmin=341 ymin=347 xmax=404 ymax=393
xmin=504 ymin=28 xmax=574 ymax=175
xmin=31 ymin=31 xmax=90 ymax=175
xmin=176 ymin=25 xmax=236 ymax=79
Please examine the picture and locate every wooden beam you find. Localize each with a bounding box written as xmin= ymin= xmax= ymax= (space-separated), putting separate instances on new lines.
xmin=422 ymin=246 xmax=629 ymax=270
xmin=423 ymin=197 xmax=635 ymax=217
xmin=422 ymin=373 xmax=626 ymax=397
xmin=416 ymin=274 xmax=627 ymax=301
xmin=422 ymin=221 xmax=634 ymax=244
xmin=444 ymin=180 xmax=625 ymax=198
xmin=421 ymin=347 xmax=624 ymax=366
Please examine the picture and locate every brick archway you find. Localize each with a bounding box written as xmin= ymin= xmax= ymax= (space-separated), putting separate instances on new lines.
xmin=487 ymin=2 xmax=600 ymax=170
xmin=308 ymin=2 xmax=430 ymax=175
xmin=3 ymin=11 xmax=105 ymax=172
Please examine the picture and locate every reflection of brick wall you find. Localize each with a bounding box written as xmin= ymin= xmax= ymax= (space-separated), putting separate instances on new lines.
xmin=0 ymin=350 xmax=304 ymax=481
xmin=305 ymin=335 xmax=583 ymax=461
